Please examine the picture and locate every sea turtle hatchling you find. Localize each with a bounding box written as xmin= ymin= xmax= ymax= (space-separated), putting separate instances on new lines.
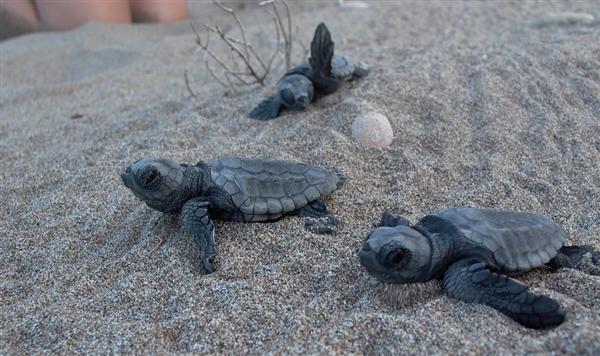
xmin=121 ymin=157 xmax=344 ymax=273
xmin=248 ymin=23 xmax=369 ymax=120
xmin=359 ymin=208 xmax=600 ymax=329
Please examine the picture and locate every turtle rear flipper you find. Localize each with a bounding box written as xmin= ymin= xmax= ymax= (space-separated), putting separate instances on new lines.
xmin=548 ymin=245 xmax=600 ymax=275
xmin=443 ymin=258 xmax=565 ymax=329
xmin=249 ymin=95 xmax=283 ymax=120
xmin=294 ymin=199 xmax=339 ymax=235
xmin=352 ymin=66 xmax=370 ymax=79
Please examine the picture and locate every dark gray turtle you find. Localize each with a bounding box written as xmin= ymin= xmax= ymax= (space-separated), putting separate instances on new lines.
xmin=122 ymin=157 xmax=344 ymax=273
xmin=359 ymin=208 xmax=600 ymax=329
xmin=249 ymin=22 xmax=368 ymax=120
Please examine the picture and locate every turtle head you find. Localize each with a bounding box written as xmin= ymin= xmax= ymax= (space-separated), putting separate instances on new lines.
xmin=121 ymin=158 xmax=189 ymax=213
xmin=358 ymin=226 xmax=432 ymax=283
xmin=281 ymin=88 xmax=310 ymax=111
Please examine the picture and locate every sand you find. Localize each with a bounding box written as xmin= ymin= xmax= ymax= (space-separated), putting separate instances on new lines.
xmin=1 ymin=1 xmax=599 ymax=354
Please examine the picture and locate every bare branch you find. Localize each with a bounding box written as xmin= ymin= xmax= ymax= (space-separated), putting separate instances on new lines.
xmin=266 ymin=16 xmax=282 ymax=74
xmin=271 ymin=0 xmax=293 ymax=69
xmin=224 ymin=72 xmax=255 ymax=86
xmin=188 ymin=0 xmax=294 ymax=92
xmin=213 ymin=0 xmax=250 ymax=60
xmin=282 ymin=0 xmax=292 ymax=52
xmin=205 ymin=57 xmax=231 ymax=89
xmin=295 ymin=25 xmax=309 ymax=57
xmin=184 ymin=69 xmax=198 ymax=98
xmin=215 ymin=24 xmax=263 ymax=83
xmin=271 ymin=0 xmax=291 ymax=70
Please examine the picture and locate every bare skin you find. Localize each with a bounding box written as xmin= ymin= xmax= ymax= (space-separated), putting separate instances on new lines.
xmin=35 ymin=0 xmax=132 ymax=30
xmin=2 ymin=0 xmax=188 ymax=32
xmin=130 ymin=0 xmax=188 ymax=23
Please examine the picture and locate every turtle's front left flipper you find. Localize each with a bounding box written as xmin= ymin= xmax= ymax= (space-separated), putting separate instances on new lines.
xmin=379 ymin=212 xmax=410 ymax=227
xmin=249 ymin=95 xmax=283 ymax=120
xmin=443 ymin=258 xmax=564 ymax=329
xmin=181 ymin=197 xmax=217 ymax=273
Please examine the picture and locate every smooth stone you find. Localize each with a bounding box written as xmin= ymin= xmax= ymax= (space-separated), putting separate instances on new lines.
xmin=534 ymin=12 xmax=595 ymax=27
xmin=351 ymin=112 xmax=394 ymax=147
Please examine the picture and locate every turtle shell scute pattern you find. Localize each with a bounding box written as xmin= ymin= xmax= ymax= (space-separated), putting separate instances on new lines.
xmin=209 ymin=158 xmax=340 ymax=222
xmin=437 ymin=208 xmax=566 ymax=272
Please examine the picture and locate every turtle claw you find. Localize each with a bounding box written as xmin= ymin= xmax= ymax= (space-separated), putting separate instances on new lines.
xmin=202 ymin=255 xmax=217 ymax=274
xmin=304 ymin=215 xmax=339 ymax=235
xmin=379 ymin=212 xmax=411 ymax=227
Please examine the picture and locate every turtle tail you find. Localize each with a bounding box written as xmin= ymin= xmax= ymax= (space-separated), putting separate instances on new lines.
xmin=248 ymin=95 xmax=282 ymax=120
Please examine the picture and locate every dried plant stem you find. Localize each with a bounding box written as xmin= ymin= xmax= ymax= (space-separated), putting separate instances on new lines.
xmin=296 ymin=25 xmax=309 ymax=57
xmin=188 ymin=0 xmax=292 ymax=93
xmin=270 ymin=0 xmax=292 ymax=70
xmin=184 ymin=69 xmax=198 ymax=98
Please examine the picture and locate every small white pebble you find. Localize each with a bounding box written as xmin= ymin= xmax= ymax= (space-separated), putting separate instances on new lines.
xmin=352 ymin=112 xmax=394 ymax=147
xmin=534 ymin=12 xmax=595 ymax=26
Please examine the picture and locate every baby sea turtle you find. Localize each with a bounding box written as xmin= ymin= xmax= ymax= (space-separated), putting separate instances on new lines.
xmin=122 ymin=157 xmax=344 ymax=273
xmin=249 ymin=22 xmax=368 ymax=120
xmin=359 ymin=208 xmax=600 ymax=329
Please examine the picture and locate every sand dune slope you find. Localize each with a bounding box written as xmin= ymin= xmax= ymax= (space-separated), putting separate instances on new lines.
xmin=1 ymin=1 xmax=599 ymax=353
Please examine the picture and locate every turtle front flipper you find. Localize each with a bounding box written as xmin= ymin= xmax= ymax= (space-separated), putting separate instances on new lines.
xmin=309 ymin=23 xmax=334 ymax=78
xmin=181 ymin=197 xmax=217 ymax=273
xmin=379 ymin=212 xmax=410 ymax=227
xmin=443 ymin=258 xmax=565 ymax=329
xmin=249 ymin=95 xmax=283 ymax=120
xmin=308 ymin=23 xmax=339 ymax=95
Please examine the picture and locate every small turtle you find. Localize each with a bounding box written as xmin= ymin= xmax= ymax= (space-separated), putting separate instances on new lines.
xmin=249 ymin=22 xmax=369 ymax=120
xmin=121 ymin=157 xmax=344 ymax=273
xmin=359 ymin=208 xmax=600 ymax=329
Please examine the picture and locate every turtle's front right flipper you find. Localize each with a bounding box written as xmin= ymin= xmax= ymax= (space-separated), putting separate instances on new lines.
xmin=248 ymin=95 xmax=283 ymax=120
xmin=308 ymin=23 xmax=339 ymax=94
xmin=379 ymin=212 xmax=410 ymax=227
xmin=443 ymin=258 xmax=564 ymax=329
xmin=181 ymin=197 xmax=217 ymax=273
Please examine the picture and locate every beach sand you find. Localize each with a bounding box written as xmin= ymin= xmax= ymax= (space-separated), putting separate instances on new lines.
xmin=1 ymin=1 xmax=599 ymax=353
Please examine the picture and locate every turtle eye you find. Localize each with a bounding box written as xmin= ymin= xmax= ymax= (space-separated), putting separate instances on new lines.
xmin=139 ymin=166 xmax=161 ymax=189
xmin=379 ymin=245 xmax=411 ymax=269
xmin=386 ymin=249 xmax=406 ymax=265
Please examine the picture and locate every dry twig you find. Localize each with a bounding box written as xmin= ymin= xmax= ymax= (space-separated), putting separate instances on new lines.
xmin=184 ymin=69 xmax=198 ymax=98
xmin=187 ymin=0 xmax=293 ymax=93
xmin=263 ymin=0 xmax=292 ymax=70
xmin=295 ymin=25 xmax=309 ymax=58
